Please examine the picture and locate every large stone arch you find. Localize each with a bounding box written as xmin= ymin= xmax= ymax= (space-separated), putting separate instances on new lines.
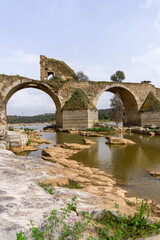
xmin=2 ymin=81 xmax=62 ymax=128
xmin=95 ymin=84 xmax=140 ymax=126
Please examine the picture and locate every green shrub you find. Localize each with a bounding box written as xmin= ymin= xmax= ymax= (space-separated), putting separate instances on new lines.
xmin=24 ymin=128 xmax=33 ymax=133
xmin=8 ymin=126 xmax=14 ymax=131
xmin=95 ymin=201 xmax=160 ymax=239
xmin=62 ymin=180 xmax=83 ymax=189
xmin=38 ymin=182 xmax=54 ymax=195
xmin=16 ymin=198 xmax=160 ymax=240
xmin=26 ymin=139 xmax=31 ymax=146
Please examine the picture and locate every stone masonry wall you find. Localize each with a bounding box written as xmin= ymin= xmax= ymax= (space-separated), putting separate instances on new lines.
xmin=140 ymin=112 xmax=160 ymax=127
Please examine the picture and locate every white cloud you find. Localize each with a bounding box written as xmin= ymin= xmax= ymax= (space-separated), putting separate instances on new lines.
xmin=154 ymin=13 xmax=160 ymax=32
xmin=68 ymin=59 xmax=113 ymax=81
xmin=7 ymin=89 xmax=56 ymax=116
xmin=140 ymin=0 xmax=160 ymax=8
xmin=0 ymin=50 xmax=40 ymax=79
xmin=140 ymin=0 xmax=153 ymax=9
xmin=8 ymin=50 xmax=39 ymax=64
xmin=128 ymin=47 xmax=160 ymax=87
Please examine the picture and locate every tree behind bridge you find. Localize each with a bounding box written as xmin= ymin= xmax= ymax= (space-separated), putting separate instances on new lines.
xmin=109 ymin=70 xmax=125 ymax=124
xmin=76 ymin=71 xmax=89 ymax=81
xmin=110 ymin=71 xmax=125 ymax=82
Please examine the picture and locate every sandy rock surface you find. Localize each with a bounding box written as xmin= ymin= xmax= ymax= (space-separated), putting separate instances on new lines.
xmin=105 ymin=136 xmax=136 ymax=145
xmin=83 ymin=138 xmax=96 ymax=145
xmin=61 ymin=142 xmax=91 ymax=150
xmin=80 ymin=131 xmax=104 ymax=137
xmin=0 ymin=145 xmax=159 ymax=239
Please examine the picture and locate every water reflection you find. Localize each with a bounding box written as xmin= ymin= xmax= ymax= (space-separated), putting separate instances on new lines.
xmin=70 ymin=133 xmax=160 ymax=203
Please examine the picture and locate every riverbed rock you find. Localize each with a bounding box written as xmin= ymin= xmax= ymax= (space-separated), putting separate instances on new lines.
xmin=130 ymin=126 xmax=156 ymax=135
xmin=155 ymin=129 xmax=160 ymax=135
xmin=42 ymin=145 xmax=78 ymax=159
xmin=80 ymin=131 xmax=104 ymax=137
xmin=68 ymin=130 xmax=79 ymax=134
xmin=105 ymin=136 xmax=136 ymax=145
xmin=150 ymin=172 xmax=160 ymax=180
xmin=83 ymin=138 xmax=96 ymax=145
xmin=30 ymin=137 xmax=52 ymax=144
xmin=61 ymin=142 xmax=91 ymax=150
xmin=11 ymin=143 xmax=39 ymax=153
xmin=6 ymin=130 xmax=28 ymax=148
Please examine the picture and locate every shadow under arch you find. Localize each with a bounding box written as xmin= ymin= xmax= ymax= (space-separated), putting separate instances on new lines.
xmin=4 ymin=81 xmax=62 ymax=128
xmin=99 ymin=86 xmax=140 ymax=126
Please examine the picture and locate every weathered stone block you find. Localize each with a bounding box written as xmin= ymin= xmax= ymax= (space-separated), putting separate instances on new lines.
xmin=6 ymin=131 xmax=28 ymax=148
xmin=140 ymin=112 xmax=160 ymax=127
xmin=62 ymin=110 xmax=98 ymax=129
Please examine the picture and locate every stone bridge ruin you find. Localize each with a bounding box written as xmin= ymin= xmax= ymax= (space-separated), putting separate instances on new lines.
xmin=1 ymin=55 xmax=160 ymax=148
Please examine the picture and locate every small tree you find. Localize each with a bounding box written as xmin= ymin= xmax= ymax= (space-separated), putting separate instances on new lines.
xmin=109 ymin=70 xmax=125 ymax=124
xmin=110 ymin=71 xmax=125 ymax=82
xmin=110 ymin=95 xmax=124 ymax=125
xmin=8 ymin=116 xmax=14 ymax=124
xmin=76 ymin=71 xmax=89 ymax=81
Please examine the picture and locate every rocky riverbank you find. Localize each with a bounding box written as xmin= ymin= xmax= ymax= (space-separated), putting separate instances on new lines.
xmin=1 ymin=125 xmax=160 ymax=239
xmin=1 ymin=139 xmax=160 ymax=239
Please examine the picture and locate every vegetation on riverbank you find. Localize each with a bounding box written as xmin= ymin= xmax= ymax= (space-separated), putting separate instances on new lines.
xmin=7 ymin=109 xmax=112 ymax=124
xmin=16 ymin=196 xmax=160 ymax=240
xmin=86 ymin=126 xmax=115 ymax=132
xmin=7 ymin=113 xmax=56 ymax=124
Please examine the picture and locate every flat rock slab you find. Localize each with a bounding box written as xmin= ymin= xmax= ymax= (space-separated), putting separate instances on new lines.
xmin=83 ymin=138 xmax=96 ymax=145
xmin=0 ymin=149 xmax=124 ymax=239
xmin=61 ymin=142 xmax=91 ymax=150
xmin=0 ymin=151 xmax=65 ymax=239
xmin=150 ymin=172 xmax=160 ymax=180
xmin=80 ymin=131 xmax=104 ymax=137
xmin=105 ymin=136 xmax=136 ymax=145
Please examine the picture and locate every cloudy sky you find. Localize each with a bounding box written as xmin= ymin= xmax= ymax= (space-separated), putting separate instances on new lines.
xmin=1 ymin=0 xmax=160 ymax=115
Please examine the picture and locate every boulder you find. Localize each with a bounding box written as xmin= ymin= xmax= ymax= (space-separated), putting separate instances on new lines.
xmin=150 ymin=172 xmax=160 ymax=180
xmin=61 ymin=142 xmax=91 ymax=150
xmin=80 ymin=131 xmax=104 ymax=137
xmin=6 ymin=130 xmax=28 ymax=148
xmin=83 ymin=138 xmax=96 ymax=145
xmin=155 ymin=129 xmax=160 ymax=135
xmin=105 ymin=136 xmax=135 ymax=145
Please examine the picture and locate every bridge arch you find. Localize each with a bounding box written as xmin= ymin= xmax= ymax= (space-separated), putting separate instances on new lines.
xmin=96 ymin=84 xmax=140 ymax=126
xmin=3 ymin=81 xmax=62 ymax=128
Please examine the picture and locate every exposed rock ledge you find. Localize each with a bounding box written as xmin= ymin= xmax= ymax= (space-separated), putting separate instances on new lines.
xmin=105 ymin=136 xmax=136 ymax=145
xmin=0 ymin=147 xmax=159 ymax=239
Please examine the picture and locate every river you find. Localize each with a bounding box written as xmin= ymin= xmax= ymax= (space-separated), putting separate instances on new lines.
xmin=14 ymin=123 xmax=160 ymax=203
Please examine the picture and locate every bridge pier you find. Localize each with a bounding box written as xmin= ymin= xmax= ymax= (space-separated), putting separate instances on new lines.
xmin=123 ymin=112 xmax=141 ymax=127
xmin=140 ymin=112 xmax=160 ymax=127
xmin=62 ymin=109 xmax=98 ymax=129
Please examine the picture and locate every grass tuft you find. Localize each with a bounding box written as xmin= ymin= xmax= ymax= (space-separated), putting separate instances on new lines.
xmin=86 ymin=126 xmax=115 ymax=132
xmin=38 ymin=182 xmax=54 ymax=195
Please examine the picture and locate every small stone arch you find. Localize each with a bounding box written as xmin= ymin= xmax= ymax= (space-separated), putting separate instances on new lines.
xmin=95 ymin=84 xmax=140 ymax=126
xmin=3 ymin=81 xmax=62 ymax=128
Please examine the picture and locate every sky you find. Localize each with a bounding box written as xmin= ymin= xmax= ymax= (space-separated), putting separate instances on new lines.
xmin=1 ymin=0 xmax=160 ymax=115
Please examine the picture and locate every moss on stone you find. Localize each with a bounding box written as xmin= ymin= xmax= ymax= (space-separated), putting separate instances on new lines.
xmin=140 ymin=91 xmax=160 ymax=112
xmin=62 ymin=89 xmax=96 ymax=111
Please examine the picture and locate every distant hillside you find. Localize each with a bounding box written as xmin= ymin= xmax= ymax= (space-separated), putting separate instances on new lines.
xmin=98 ymin=109 xmax=111 ymax=120
xmin=7 ymin=109 xmax=111 ymax=124
xmin=7 ymin=113 xmax=56 ymax=124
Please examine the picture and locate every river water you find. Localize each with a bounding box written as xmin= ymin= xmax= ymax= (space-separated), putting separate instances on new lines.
xmin=15 ymin=124 xmax=160 ymax=203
